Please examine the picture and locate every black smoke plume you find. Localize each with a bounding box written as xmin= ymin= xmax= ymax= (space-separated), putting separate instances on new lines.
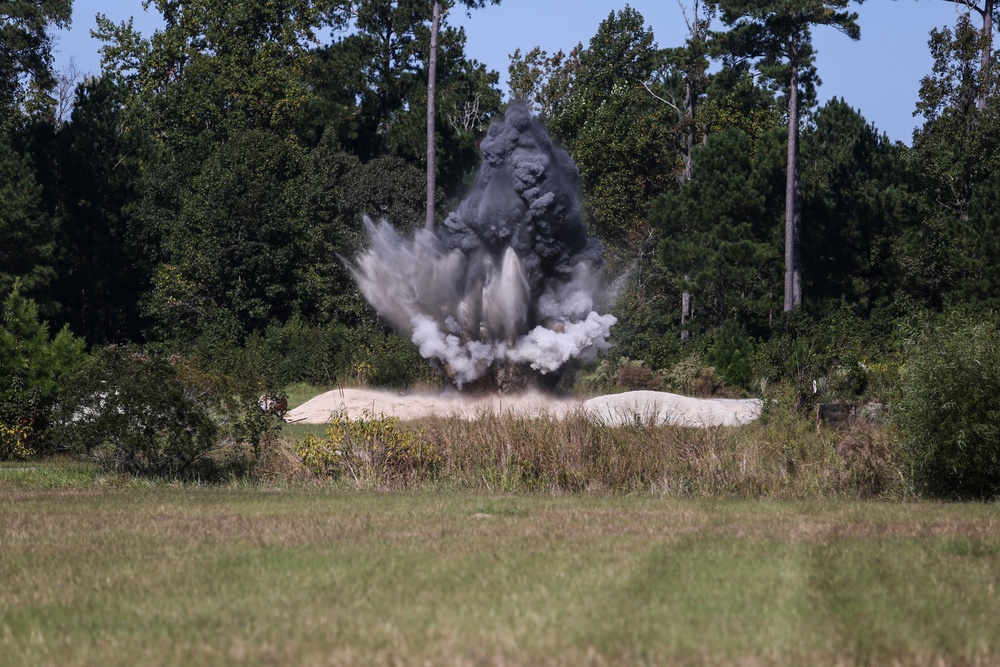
xmin=351 ymin=102 xmax=616 ymax=387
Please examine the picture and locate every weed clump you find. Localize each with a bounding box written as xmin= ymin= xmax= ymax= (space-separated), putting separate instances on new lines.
xmin=296 ymin=410 xmax=441 ymax=485
xmin=0 ymin=420 xmax=33 ymax=460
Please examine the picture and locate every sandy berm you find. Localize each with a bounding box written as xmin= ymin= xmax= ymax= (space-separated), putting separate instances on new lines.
xmin=285 ymin=388 xmax=762 ymax=428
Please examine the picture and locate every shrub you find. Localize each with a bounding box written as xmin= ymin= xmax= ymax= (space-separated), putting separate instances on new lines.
xmin=664 ymin=354 xmax=723 ymax=396
xmin=295 ymin=410 xmax=441 ymax=485
xmin=707 ymin=321 xmax=753 ymax=390
xmin=52 ymin=348 xmax=282 ymax=479
xmin=573 ymin=356 xmax=664 ymax=394
xmin=0 ymin=420 xmax=33 ymax=460
xmin=833 ymin=424 xmax=906 ymax=498
xmin=894 ymin=311 xmax=1000 ymax=499
xmin=616 ymin=358 xmax=663 ymax=391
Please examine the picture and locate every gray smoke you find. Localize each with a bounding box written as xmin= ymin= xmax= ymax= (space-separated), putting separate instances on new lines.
xmin=350 ymin=102 xmax=616 ymax=387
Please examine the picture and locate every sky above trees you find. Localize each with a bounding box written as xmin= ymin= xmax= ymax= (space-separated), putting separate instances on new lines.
xmin=54 ymin=0 xmax=969 ymax=145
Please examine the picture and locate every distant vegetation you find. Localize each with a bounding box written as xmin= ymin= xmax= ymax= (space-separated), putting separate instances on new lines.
xmin=2 ymin=1 xmax=1000 ymax=497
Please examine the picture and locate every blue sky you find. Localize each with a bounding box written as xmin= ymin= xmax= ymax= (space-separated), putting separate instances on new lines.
xmin=54 ymin=1 xmax=971 ymax=145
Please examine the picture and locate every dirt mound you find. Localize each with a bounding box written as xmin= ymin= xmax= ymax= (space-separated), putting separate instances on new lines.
xmin=285 ymin=388 xmax=761 ymax=428
xmin=583 ymin=391 xmax=762 ymax=427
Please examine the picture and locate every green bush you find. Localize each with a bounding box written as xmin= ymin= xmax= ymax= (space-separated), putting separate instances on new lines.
xmin=894 ymin=311 xmax=1000 ymax=499
xmin=52 ymin=348 xmax=282 ymax=479
xmin=663 ymin=354 xmax=723 ymax=397
xmin=296 ymin=410 xmax=441 ymax=485
xmin=0 ymin=281 xmax=85 ymax=457
xmin=707 ymin=321 xmax=753 ymax=390
xmin=0 ymin=421 xmax=33 ymax=460
xmin=259 ymin=315 xmax=353 ymax=386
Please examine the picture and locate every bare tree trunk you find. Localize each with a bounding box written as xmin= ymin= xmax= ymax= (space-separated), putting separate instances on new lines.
xmin=425 ymin=0 xmax=441 ymax=230
xmin=681 ymin=286 xmax=691 ymax=343
xmin=681 ymin=79 xmax=694 ymax=342
xmin=981 ymin=0 xmax=994 ymax=110
xmin=682 ymin=79 xmax=695 ymax=182
xmin=784 ymin=41 xmax=802 ymax=312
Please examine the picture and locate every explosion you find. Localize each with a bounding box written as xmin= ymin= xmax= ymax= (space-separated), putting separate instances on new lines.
xmin=350 ymin=102 xmax=616 ymax=390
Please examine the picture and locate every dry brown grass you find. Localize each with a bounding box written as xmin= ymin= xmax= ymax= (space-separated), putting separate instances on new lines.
xmin=295 ymin=408 xmax=911 ymax=499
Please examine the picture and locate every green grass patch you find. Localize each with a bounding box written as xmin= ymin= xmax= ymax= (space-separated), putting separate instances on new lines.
xmin=1 ymin=477 xmax=998 ymax=666
xmin=0 ymin=456 xmax=104 ymax=489
xmin=283 ymin=382 xmax=338 ymax=410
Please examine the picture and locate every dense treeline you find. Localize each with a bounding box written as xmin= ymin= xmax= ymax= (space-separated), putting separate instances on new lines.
xmin=2 ymin=1 xmax=1000 ymax=494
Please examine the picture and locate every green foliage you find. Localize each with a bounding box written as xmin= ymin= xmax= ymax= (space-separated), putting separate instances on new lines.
xmin=548 ymin=7 xmax=676 ymax=247
xmin=53 ymin=349 xmax=220 ymax=477
xmin=800 ymin=98 xmax=909 ymax=315
xmin=511 ymin=8 xmax=680 ymax=250
xmin=655 ymin=127 xmax=782 ymax=330
xmin=52 ymin=348 xmax=282 ymax=479
xmin=606 ymin=258 xmax=684 ymax=371
xmin=48 ymin=76 xmax=150 ymax=343
xmin=0 ymin=282 xmax=85 ymax=456
xmin=0 ymin=136 xmax=56 ymax=301
xmin=895 ymin=310 xmax=1000 ymax=499
xmin=507 ymin=45 xmax=583 ymax=119
xmin=573 ymin=356 xmax=664 ymax=394
xmin=0 ymin=0 xmax=72 ymax=126
xmin=253 ymin=316 xmax=353 ymax=386
xmin=751 ymin=303 xmax=903 ymax=406
xmin=712 ymin=1 xmax=862 ymax=111
xmin=308 ymin=0 xmax=502 ymax=196
xmin=663 ymin=354 xmax=724 ymax=397
xmin=707 ymin=321 xmax=753 ymax=390
xmin=94 ymin=0 xmax=345 ymax=147
xmin=0 ymin=421 xmax=34 ymax=460
xmin=295 ymin=410 xmax=441 ymax=485
xmin=144 ymin=129 xmax=432 ymax=349
xmin=154 ymin=131 xmax=319 ymax=337
xmin=906 ymin=13 xmax=1000 ymax=310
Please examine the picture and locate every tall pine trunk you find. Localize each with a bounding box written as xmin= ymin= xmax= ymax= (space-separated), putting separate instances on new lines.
xmin=784 ymin=39 xmax=802 ymax=312
xmin=980 ymin=0 xmax=993 ymax=110
xmin=425 ymin=0 xmax=441 ymax=230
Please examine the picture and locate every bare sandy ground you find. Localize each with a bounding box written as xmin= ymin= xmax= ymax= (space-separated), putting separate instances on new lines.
xmin=285 ymin=388 xmax=762 ymax=428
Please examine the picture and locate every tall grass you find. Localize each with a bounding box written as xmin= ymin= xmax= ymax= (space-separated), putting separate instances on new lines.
xmin=289 ymin=407 xmax=909 ymax=499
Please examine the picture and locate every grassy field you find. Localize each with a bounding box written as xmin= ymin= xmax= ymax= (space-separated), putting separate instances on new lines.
xmin=2 ymin=463 xmax=999 ymax=666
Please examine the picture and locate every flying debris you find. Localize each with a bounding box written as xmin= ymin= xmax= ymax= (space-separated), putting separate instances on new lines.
xmin=350 ymin=102 xmax=616 ymax=390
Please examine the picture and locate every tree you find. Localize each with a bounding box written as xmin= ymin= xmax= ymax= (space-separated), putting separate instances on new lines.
xmin=930 ymin=0 xmax=998 ymax=109
xmin=311 ymin=1 xmax=501 ymax=199
xmin=0 ymin=281 xmax=84 ymax=455
xmin=0 ymin=135 xmax=56 ymax=302
xmin=544 ymin=7 xmax=678 ymax=249
xmin=146 ymin=129 xmax=434 ymax=347
xmin=800 ymin=98 xmax=909 ymax=315
xmin=648 ymin=0 xmax=716 ymax=183
xmin=426 ymin=0 xmax=501 ymax=225
xmin=0 ymin=0 xmax=72 ymax=126
xmin=908 ymin=11 xmax=1000 ymax=307
xmin=426 ymin=0 xmax=442 ymax=229
xmin=656 ymin=127 xmax=781 ymax=332
xmin=643 ymin=0 xmax=716 ymax=339
xmin=148 ymin=130 xmax=324 ymax=343
xmin=713 ymin=0 xmax=865 ymax=312
xmin=50 ymin=76 xmax=150 ymax=344
xmin=94 ymin=0 xmax=347 ymax=148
